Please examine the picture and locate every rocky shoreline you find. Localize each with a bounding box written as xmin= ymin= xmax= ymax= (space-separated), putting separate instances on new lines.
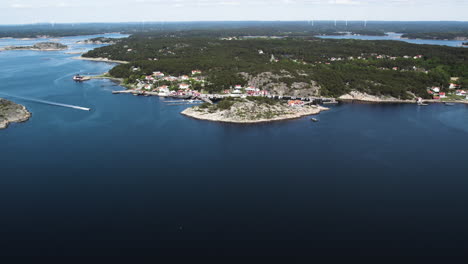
xmin=0 ymin=42 xmax=68 ymax=51
xmin=338 ymin=90 xmax=468 ymax=105
xmin=181 ymin=99 xmax=329 ymax=124
xmin=0 ymin=98 xmax=31 ymax=130
xmin=73 ymin=56 xmax=129 ymax=64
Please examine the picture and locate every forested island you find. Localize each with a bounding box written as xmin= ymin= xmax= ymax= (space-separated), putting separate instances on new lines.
xmin=0 ymin=99 xmax=31 ymax=130
xmin=0 ymin=42 xmax=68 ymax=51
xmin=82 ymin=30 xmax=467 ymax=100
xmin=76 ymin=37 xmax=119 ymax=45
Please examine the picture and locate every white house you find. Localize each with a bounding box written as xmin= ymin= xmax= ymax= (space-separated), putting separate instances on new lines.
xmin=246 ymin=86 xmax=259 ymax=92
xmin=456 ymin=90 xmax=466 ymax=96
xmin=191 ymin=70 xmax=202 ymax=75
xmin=431 ymin=87 xmax=440 ymax=93
xmin=153 ymin=71 xmax=165 ymax=78
xmin=179 ymin=83 xmax=190 ymax=89
xmin=449 ymin=83 xmax=461 ymax=89
xmin=180 ymin=75 xmax=189 ymax=80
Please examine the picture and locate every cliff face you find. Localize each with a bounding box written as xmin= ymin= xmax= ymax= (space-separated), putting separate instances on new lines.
xmin=0 ymin=98 xmax=31 ymax=129
xmin=240 ymin=72 xmax=321 ymax=97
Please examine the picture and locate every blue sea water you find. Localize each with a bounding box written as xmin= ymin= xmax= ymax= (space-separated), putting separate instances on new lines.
xmin=1 ymin=34 xmax=468 ymax=257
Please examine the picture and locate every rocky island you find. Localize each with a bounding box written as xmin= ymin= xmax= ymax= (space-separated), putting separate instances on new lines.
xmin=0 ymin=42 xmax=68 ymax=51
xmin=182 ymin=97 xmax=328 ymax=124
xmin=0 ymin=98 xmax=31 ymax=129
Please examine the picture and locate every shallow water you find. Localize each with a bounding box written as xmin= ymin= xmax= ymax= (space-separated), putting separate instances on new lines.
xmin=1 ymin=35 xmax=468 ymax=257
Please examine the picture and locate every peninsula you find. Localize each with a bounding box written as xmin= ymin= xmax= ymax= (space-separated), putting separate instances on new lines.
xmin=0 ymin=42 xmax=68 ymax=51
xmin=181 ymin=97 xmax=328 ymax=123
xmin=0 ymin=98 xmax=31 ymax=129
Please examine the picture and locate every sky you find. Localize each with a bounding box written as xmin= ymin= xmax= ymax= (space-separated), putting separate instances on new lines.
xmin=0 ymin=0 xmax=467 ymax=25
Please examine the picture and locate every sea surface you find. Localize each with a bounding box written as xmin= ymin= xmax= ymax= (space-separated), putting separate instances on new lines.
xmin=1 ymin=34 xmax=468 ymax=257
xmin=317 ymin=32 xmax=467 ymax=47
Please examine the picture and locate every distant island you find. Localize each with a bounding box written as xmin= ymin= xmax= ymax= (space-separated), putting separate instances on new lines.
xmin=0 ymin=42 xmax=68 ymax=51
xmin=76 ymin=37 xmax=119 ymax=45
xmin=182 ymin=97 xmax=328 ymax=123
xmin=0 ymin=99 xmax=31 ymax=130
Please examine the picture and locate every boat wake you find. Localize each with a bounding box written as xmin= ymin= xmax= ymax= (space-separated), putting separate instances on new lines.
xmin=0 ymin=92 xmax=91 ymax=111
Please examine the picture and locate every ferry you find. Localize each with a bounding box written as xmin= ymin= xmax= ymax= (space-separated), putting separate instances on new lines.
xmin=73 ymin=74 xmax=84 ymax=82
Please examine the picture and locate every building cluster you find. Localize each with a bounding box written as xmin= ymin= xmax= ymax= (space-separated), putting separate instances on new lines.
xmin=133 ymin=70 xmax=205 ymax=97
xmin=428 ymin=81 xmax=466 ymax=100
xmin=223 ymin=85 xmax=270 ymax=97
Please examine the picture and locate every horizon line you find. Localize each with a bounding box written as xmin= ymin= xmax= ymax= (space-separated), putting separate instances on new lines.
xmin=1 ymin=20 xmax=468 ymax=26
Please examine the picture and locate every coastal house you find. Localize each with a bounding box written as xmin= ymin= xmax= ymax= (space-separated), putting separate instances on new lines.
xmin=392 ymin=67 xmax=399 ymax=71
xmin=456 ymin=90 xmax=466 ymax=96
xmin=439 ymin=92 xmax=446 ymax=98
xmin=431 ymin=87 xmax=440 ymax=93
xmin=246 ymin=86 xmax=259 ymax=92
xmin=153 ymin=71 xmax=165 ymax=78
xmin=234 ymin=85 xmax=243 ymax=90
xmin=258 ymin=50 xmax=264 ymax=55
xmin=145 ymin=75 xmax=155 ymax=81
xmin=288 ymin=100 xmax=304 ymax=107
xmin=164 ymin=76 xmax=178 ymax=82
xmin=179 ymin=83 xmax=190 ymax=90
xmin=191 ymin=70 xmax=202 ymax=75
xmin=449 ymin=83 xmax=461 ymax=89
xmin=144 ymin=84 xmax=152 ymax=90
xmin=414 ymin=55 xmax=423 ymax=59
xmin=260 ymin=90 xmax=269 ymax=96
xmin=180 ymin=75 xmax=189 ymax=81
xmin=157 ymin=85 xmax=169 ymax=91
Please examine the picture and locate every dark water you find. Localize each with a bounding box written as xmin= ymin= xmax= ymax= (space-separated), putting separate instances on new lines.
xmin=1 ymin=35 xmax=468 ymax=257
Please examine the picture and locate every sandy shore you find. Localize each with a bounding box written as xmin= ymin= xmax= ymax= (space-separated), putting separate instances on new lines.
xmin=182 ymin=105 xmax=329 ymax=124
xmin=72 ymin=56 xmax=129 ymax=64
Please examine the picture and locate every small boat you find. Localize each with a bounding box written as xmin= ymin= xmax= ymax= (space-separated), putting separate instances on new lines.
xmin=311 ymin=118 xmax=319 ymax=122
xmin=73 ymin=74 xmax=84 ymax=81
xmin=444 ymin=103 xmax=455 ymax=106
